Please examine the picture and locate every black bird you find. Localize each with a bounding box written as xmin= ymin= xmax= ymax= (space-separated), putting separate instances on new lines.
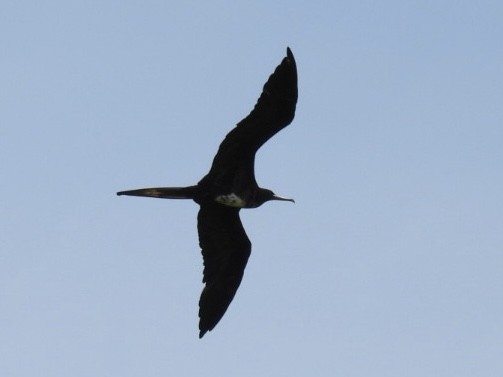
xmin=117 ymin=48 xmax=298 ymax=338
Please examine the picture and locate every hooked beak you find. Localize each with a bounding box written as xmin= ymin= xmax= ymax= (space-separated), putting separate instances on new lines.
xmin=272 ymin=194 xmax=295 ymax=203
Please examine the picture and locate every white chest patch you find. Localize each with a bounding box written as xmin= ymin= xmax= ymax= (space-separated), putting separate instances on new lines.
xmin=215 ymin=193 xmax=246 ymax=208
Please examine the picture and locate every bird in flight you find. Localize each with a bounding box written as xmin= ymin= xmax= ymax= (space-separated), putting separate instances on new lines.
xmin=118 ymin=47 xmax=298 ymax=338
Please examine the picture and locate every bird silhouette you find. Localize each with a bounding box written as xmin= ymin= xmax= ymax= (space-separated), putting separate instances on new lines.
xmin=117 ymin=47 xmax=298 ymax=338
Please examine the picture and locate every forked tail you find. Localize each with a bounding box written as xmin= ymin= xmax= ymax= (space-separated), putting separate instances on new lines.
xmin=116 ymin=185 xmax=198 ymax=199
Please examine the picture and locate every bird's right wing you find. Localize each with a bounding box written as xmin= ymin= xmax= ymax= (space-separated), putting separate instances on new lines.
xmin=202 ymin=48 xmax=298 ymax=187
xmin=197 ymin=203 xmax=251 ymax=338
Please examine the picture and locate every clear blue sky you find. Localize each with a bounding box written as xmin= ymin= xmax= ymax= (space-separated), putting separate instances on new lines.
xmin=1 ymin=1 xmax=502 ymax=376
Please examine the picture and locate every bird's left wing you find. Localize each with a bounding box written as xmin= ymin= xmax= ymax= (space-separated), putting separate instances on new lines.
xmin=197 ymin=203 xmax=251 ymax=338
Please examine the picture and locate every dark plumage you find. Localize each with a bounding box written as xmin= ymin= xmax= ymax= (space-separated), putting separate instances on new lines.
xmin=117 ymin=48 xmax=298 ymax=338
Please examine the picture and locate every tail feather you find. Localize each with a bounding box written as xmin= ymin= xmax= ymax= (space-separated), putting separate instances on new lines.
xmin=116 ymin=185 xmax=197 ymax=199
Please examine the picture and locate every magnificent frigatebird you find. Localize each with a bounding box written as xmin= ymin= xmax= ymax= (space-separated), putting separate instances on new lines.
xmin=117 ymin=47 xmax=298 ymax=338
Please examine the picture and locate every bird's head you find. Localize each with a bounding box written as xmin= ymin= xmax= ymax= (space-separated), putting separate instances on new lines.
xmin=253 ymin=188 xmax=295 ymax=208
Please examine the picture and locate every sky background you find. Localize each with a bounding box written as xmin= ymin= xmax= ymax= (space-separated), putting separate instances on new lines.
xmin=1 ymin=1 xmax=502 ymax=376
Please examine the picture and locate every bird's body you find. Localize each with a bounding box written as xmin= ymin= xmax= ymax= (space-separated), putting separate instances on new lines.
xmin=118 ymin=48 xmax=298 ymax=338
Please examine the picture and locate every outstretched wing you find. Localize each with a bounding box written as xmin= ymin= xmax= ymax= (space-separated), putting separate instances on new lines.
xmin=201 ymin=47 xmax=298 ymax=187
xmin=197 ymin=203 xmax=251 ymax=338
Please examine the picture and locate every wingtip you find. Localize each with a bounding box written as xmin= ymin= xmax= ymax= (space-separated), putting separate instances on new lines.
xmin=285 ymin=47 xmax=296 ymax=68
